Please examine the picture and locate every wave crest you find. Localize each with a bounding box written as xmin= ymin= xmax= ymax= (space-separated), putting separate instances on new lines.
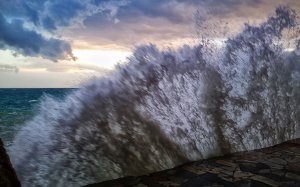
xmin=10 ymin=6 xmax=300 ymax=187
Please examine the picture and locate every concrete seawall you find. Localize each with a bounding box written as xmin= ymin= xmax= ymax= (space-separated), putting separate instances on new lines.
xmin=1 ymin=139 xmax=299 ymax=186
xmin=86 ymin=139 xmax=300 ymax=187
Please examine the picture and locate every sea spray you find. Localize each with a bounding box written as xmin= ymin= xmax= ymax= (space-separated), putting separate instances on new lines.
xmin=9 ymin=6 xmax=300 ymax=187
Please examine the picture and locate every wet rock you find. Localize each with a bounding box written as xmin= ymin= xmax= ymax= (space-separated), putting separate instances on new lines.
xmin=0 ymin=138 xmax=21 ymax=187
xmin=285 ymin=173 xmax=300 ymax=182
xmin=85 ymin=139 xmax=300 ymax=187
xmin=267 ymin=158 xmax=287 ymax=166
xmin=250 ymin=175 xmax=278 ymax=187
xmin=233 ymin=170 xmax=253 ymax=179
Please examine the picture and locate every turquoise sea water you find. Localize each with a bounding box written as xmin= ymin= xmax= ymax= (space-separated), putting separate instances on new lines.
xmin=0 ymin=88 xmax=74 ymax=146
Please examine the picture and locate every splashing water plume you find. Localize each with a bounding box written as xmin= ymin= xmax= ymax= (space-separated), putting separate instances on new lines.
xmin=9 ymin=6 xmax=300 ymax=187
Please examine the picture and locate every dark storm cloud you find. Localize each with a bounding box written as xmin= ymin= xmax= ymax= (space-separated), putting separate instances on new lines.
xmin=0 ymin=12 xmax=76 ymax=61
xmin=45 ymin=0 xmax=84 ymax=30
xmin=0 ymin=0 xmax=299 ymax=61
xmin=82 ymin=0 xmax=264 ymax=33
xmin=0 ymin=0 xmax=84 ymax=31
xmin=79 ymin=0 xmax=196 ymax=48
xmin=178 ymin=0 xmax=261 ymax=6
xmin=0 ymin=0 xmax=127 ymax=61
xmin=116 ymin=0 xmax=187 ymax=23
xmin=173 ymin=0 xmax=264 ymax=20
xmin=83 ymin=10 xmax=114 ymax=27
xmin=113 ymin=0 xmax=263 ymax=24
xmin=76 ymin=0 xmax=300 ymax=50
xmin=42 ymin=17 xmax=57 ymax=31
xmin=0 ymin=0 xmax=80 ymax=61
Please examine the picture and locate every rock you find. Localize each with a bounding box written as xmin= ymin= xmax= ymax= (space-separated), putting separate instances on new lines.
xmin=285 ymin=173 xmax=300 ymax=182
xmin=85 ymin=139 xmax=300 ymax=187
xmin=250 ymin=175 xmax=279 ymax=187
xmin=267 ymin=158 xmax=287 ymax=166
xmin=233 ymin=170 xmax=254 ymax=179
xmin=0 ymin=138 xmax=21 ymax=187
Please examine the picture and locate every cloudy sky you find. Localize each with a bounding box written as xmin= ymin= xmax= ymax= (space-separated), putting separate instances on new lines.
xmin=0 ymin=0 xmax=299 ymax=88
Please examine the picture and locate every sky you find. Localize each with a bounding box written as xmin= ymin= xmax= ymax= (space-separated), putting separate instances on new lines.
xmin=0 ymin=0 xmax=299 ymax=88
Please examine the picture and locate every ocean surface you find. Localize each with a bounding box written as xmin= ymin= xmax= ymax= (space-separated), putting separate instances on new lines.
xmin=0 ymin=88 xmax=75 ymax=146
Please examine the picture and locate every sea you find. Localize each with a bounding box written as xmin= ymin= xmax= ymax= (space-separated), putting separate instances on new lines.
xmin=0 ymin=88 xmax=75 ymax=147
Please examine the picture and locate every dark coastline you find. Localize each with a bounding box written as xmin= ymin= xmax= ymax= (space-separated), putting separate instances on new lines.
xmin=0 ymin=138 xmax=21 ymax=187
xmin=1 ymin=138 xmax=299 ymax=187
xmin=86 ymin=139 xmax=300 ymax=187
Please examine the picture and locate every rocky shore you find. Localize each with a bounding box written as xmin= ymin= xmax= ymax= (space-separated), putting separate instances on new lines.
xmin=0 ymin=139 xmax=21 ymax=187
xmin=86 ymin=139 xmax=300 ymax=187
xmin=0 ymin=139 xmax=299 ymax=187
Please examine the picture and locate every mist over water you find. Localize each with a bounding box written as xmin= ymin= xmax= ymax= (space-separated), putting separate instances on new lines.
xmin=9 ymin=6 xmax=300 ymax=187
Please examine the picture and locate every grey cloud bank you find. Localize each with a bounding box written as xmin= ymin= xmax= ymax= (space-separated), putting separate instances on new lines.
xmin=0 ymin=0 xmax=128 ymax=61
xmin=0 ymin=0 xmax=300 ymax=61
xmin=0 ymin=12 xmax=75 ymax=61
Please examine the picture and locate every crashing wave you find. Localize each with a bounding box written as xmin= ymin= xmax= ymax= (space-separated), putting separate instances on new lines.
xmin=9 ymin=6 xmax=300 ymax=187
